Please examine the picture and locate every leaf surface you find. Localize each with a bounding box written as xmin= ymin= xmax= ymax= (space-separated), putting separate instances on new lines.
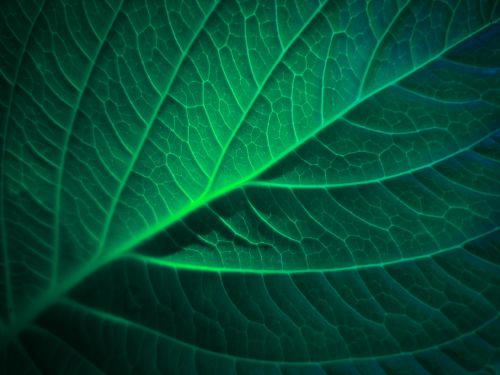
xmin=1 ymin=0 xmax=499 ymax=373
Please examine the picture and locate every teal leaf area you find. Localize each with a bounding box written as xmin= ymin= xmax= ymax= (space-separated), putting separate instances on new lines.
xmin=1 ymin=0 xmax=500 ymax=373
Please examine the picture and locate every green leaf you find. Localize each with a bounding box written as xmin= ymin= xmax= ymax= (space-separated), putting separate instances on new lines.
xmin=1 ymin=0 xmax=499 ymax=373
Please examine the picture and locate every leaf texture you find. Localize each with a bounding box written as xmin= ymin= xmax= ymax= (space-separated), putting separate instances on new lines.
xmin=1 ymin=0 xmax=499 ymax=373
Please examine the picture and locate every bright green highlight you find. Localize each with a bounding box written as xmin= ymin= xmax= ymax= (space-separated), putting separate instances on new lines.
xmin=1 ymin=0 xmax=499 ymax=373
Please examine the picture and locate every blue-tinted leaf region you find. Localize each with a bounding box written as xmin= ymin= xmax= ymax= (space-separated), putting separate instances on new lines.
xmin=1 ymin=0 xmax=500 ymax=373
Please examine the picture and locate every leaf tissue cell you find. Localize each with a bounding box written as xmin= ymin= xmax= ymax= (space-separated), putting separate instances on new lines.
xmin=1 ymin=0 xmax=499 ymax=373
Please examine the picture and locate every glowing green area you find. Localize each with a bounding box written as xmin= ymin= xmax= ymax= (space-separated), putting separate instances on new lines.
xmin=1 ymin=0 xmax=500 ymax=373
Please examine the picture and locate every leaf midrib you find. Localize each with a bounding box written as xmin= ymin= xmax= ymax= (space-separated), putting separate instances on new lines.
xmin=110 ymin=19 xmax=498 ymax=264
xmin=2 ymin=15 xmax=497 ymax=350
xmin=95 ymin=0 xmax=222 ymax=260
xmin=202 ymin=0 xmax=328 ymax=195
xmin=246 ymin=128 xmax=499 ymax=189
